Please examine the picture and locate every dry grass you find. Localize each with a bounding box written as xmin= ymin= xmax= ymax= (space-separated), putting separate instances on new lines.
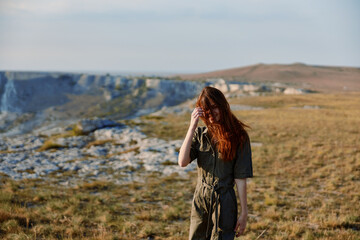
xmin=0 ymin=172 xmax=196 ymax=239
xmin=179 ymin=63 xmax=360 ymax=92
xmin=85 ymin=139 xmax=114 ymax=148
xmin=37 ymin=140 xmax=65 ymax=152
xmin=0 ymin=92 xmax=359 ymax=239
xmin=37 ymin=128 xmax=87 ymax=152
xmin=138 ymin=113 xmax=194 ymax=140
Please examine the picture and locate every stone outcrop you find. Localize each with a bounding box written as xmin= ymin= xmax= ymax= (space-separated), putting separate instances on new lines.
xmin=0 ymin=72 xmax=204 ymax=115
xmin=0 ymin=71 xmax=205 ymax=135
xmin=283 ymin=87 xmax=308 ymax=95
xmin=0 ymin=71 xmax=312 ymax=137
xmin=0 ymin=121 xmax=196 ymax=185
xmin=74 ymin=118 xmax=123 ymax=134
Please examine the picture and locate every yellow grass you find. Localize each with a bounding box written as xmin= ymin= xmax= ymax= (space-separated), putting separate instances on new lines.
xmin=37 ymin=140 xmax=65 ymax=152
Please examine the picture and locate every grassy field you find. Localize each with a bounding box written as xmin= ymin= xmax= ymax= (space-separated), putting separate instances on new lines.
xmin=1 ymin=92 xmax=359 ymax=239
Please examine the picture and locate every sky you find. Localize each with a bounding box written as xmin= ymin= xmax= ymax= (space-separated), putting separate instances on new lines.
xmin=0 ymin=0 xmax=359 ymax=73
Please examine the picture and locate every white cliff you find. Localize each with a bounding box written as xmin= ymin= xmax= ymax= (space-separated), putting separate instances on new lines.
xmin=0 ymin=71 xmax=205 ymax=135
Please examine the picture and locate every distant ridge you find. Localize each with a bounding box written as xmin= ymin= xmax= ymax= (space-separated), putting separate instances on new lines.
xmin=178 ymin=63 xmax=360 ymax=92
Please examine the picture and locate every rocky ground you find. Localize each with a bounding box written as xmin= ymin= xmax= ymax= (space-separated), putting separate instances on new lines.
xmin=0 ymin=118 xmax=196 ymax=186
xmin=0 ymin=98 xmax=267 ymax=186
xmin=0 ymin=77 xmax=314 ymax=186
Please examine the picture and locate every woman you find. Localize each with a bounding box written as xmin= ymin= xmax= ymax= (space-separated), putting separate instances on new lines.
xmin=178 ymin=86 xmax=253 ymax=240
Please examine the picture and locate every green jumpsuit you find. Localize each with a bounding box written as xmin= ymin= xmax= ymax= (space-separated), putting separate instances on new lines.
xmin=189 ymin=127 xmax=253 ymax=240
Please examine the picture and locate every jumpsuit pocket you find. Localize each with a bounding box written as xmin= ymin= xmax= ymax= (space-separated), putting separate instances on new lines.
xmin=198 ymin=150 xmax=213 ymax=170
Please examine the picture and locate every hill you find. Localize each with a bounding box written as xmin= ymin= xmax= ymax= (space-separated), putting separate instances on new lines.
xmin=178 ymin=63 xmax=360 ymax=92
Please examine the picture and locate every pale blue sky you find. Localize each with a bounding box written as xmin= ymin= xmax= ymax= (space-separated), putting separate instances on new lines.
xmin=0 ymin=0 xmax=359 ymax=73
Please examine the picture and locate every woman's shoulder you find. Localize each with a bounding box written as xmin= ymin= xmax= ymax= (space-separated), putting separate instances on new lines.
xmin=234 ymin=130 xmax=250 ymax=150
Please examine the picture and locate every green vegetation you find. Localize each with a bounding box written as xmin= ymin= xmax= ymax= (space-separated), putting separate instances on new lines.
xmin=1 ymin=92 xmax=359 ymax=239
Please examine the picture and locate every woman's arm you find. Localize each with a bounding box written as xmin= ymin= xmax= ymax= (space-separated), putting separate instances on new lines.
xmin=178 ymin=107 xmax=203 ymax=167
xmin=234 ymin=178 xmax=248 ymax=237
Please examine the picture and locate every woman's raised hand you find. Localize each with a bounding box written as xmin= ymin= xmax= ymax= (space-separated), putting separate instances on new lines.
xmin=190 ymin=107 xmax=203 ymax=128
xmin=179 ymin=107 xmax=203 ymax=167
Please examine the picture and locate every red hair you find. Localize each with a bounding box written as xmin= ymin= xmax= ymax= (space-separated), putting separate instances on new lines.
xmin=196 ymin=86 xmax=250 ymax=162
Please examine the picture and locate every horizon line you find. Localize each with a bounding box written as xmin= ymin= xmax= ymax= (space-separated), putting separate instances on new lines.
xmin=1 ymin=62 xmax=360 ymax=77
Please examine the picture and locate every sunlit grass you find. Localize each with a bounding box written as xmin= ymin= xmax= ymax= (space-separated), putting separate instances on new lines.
xmin=0 ymin=92 xmax=359 ymax=239
xmin=37 ymin=140 xmax=65 ymax=152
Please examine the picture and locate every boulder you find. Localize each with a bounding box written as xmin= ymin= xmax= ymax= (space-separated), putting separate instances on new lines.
xmin=228 ymin=84 xmax=242 ymax=92
xmin=211 ymin=79 xmax=229 ymax=93
xmin=284 ymin=88 xmax=306 ymax=95
xmin=74 ymin=118 xmax=123 ymax=134
xmin=243 ymin=84 xmax=259 ymax=92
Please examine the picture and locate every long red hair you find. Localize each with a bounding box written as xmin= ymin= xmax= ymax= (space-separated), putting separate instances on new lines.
xmin=196 ymin=86 xmax=250 ymax=162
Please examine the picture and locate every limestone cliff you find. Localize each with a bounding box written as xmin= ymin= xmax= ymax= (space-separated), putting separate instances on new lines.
xmin=0 ymin=71 xmax=205 ymax=135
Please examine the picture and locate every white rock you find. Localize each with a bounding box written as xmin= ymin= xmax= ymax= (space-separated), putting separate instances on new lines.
xmin=230 ymin=104 xmax=264 ymax=111
xmin=243 ymin=84 xmax=260 ymax=92
xmin=284 ymin=88 xmax=305 ymax=95
xmin=228 ymin=84 xmax=242 ymax=92
xmin=54 ymin=136 xmax=89 ymax=148
xmin=85 ymin=146 xmax=108 ymax=157
xmin=303 ymin=105 xmax=320 ymax=109
xmin=0 ymin=124 xmax=193 ymax=184
xmin=146 ymin=79 xmax=161 ymax=89
xmin=75 ymin=118 xmax=121 ymax=134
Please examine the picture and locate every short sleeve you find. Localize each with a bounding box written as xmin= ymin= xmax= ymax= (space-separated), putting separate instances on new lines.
xmin=189 ymin=127 xmax=200 ymax=163
xmin=234 ymin=138 xmax=253 ymax=179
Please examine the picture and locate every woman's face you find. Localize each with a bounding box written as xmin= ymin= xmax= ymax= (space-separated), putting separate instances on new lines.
xmin=206 ymin=100 xmax=220 ymax=124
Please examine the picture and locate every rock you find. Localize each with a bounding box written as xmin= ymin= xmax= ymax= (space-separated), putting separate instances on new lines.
xmin=85 ymin=146 xmax=108 ymax=157
xmin=225 ymin=92 xmax=246 ymax=98
xmin=150 ymin=98 xmax=195 ymax=116
xmin=212 ymin=79 xmax=230 ymax=93
xmin=54 ymin=135 xmax=90 ymax=148
xmin=5 ymin=135 xmax=44 ymax=151
xmin=230 ymin=105 xmax=264 ymax=111
xmin=275 ymin=88 xmax=284 ymax=93
xmin=303 ymin=105 xmax=320 ymax=109
xmin=290 ymin=105 xmax=320 ymax=110
xmin=284 ymin=87 xmax=306 ymax=95
xmin=33 ymin=160 xmax=60 ymax=176
xmin=94 ymin=127 xmax=146 ymax=146
xmin=243 ymin=84 xmax=269 ymax=92
xmin=32 ymin=119 xmax=77 ymax=137
xmin=46 ymin=148 xmax=84 ymax=163
xmin=111 ymin=158 xmax=141 ymax=171
xmin=60 ymin=163 xmax=81 ymax=172
xmin=243 ymin=84 xmax=259 ymax=92
xmin=74 ymin=118 xmax=123 ymax=134
xmin=146 ymin=79 xmax=161 ymax=89
xmin=0 ymin=122 xmax=201 ymax=183
xmin=228 ymin=84 xmax=242 ymax=92
xmin=251 ymin=142 xmax=263 ymax=147
xmin=1 ymin=152 xmax=27 ymax=165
